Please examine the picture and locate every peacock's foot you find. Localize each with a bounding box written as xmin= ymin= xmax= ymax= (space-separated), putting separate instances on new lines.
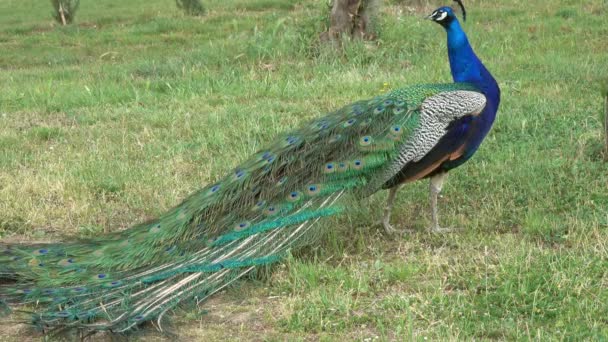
xmin=382 ymin=220 xmax=415 ymax=235
xmin=428 ymin=226 xmax=463 ymax=234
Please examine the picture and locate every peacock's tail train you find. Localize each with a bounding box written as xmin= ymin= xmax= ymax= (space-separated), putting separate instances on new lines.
xmin=0 ymin=83 xmax=478 ymax=332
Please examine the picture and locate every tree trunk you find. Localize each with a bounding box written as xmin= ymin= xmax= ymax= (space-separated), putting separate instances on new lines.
xmin=58 ymin=3 xmax=67 ymax=26
xmin=320 ymin=0 xmax=378 ymax=42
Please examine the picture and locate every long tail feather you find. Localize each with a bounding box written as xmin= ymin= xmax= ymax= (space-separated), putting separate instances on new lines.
xmin=0 ymin=83 xmax=477 ymax=333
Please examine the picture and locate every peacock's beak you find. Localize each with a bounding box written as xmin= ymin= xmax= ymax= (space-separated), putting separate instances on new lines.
xmin=426 ymin=11 xmax=440 ymax=21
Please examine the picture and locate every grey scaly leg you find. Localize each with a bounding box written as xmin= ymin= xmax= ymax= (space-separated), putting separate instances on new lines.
xmin=382 ymin=185 xmax=413 ymax=235
xmin=382 ymin=186 xmax=399 ymax=234
xmin=429 ymin=172 xmax=458 ymax=233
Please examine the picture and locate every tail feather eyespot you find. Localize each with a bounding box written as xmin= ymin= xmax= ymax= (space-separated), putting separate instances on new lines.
xmin=234 ymin=221 xmax=251 ymax=231
xmin=323 ymin=163 xmax=336 ymax=174
xmin=287 ymin=191 xmax=301 ymax=202
xmin=306 ymin=184 xmax=321 ymax=196
xmin=359 ymin=136 xmax=373 ymax=147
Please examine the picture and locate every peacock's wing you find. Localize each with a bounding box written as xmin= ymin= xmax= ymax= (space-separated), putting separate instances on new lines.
xmin=0 ymin=82 xmax=484 ymax=331
xmin=364 ymin=87 xmax=488 ymax=192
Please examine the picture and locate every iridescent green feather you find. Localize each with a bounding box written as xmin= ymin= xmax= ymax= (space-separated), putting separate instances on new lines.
xmin=0 ymin=82 xmax=478 ymax=332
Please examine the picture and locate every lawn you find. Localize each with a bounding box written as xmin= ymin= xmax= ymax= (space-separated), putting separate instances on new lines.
xmin=0 ymin=0 xmax=607 ymax=340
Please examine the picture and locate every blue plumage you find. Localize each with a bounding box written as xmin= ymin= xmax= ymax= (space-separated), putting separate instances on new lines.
xmin=444 ymin=6 xmax=501 ymax=169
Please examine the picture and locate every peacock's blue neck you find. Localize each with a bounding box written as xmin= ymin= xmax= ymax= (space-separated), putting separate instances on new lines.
xmin=445 ymin=19 xmax=500 ymax=114
xmin=435 ymin=17 xmax=501 ymax=170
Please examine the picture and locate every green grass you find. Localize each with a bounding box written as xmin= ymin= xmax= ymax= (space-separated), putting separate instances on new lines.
xmin=1 ymin=0 xmax=607 ymax=340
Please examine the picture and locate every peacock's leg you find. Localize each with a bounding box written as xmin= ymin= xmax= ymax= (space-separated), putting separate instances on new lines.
xmin=429 ymin=172 xmax=459 ymax=233
xmin=382 ymin=185 xmax=413 ymax=235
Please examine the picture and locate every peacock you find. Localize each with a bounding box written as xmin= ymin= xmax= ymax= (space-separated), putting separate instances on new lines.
xmin=0 ymin=1 xmax=500 ymax=334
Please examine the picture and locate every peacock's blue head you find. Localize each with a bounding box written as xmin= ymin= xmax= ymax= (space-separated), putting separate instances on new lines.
xmin=428 ymin=1 xmax=466 ymax=27
xmin=428 ymin=7 xmax=456 ymax=25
